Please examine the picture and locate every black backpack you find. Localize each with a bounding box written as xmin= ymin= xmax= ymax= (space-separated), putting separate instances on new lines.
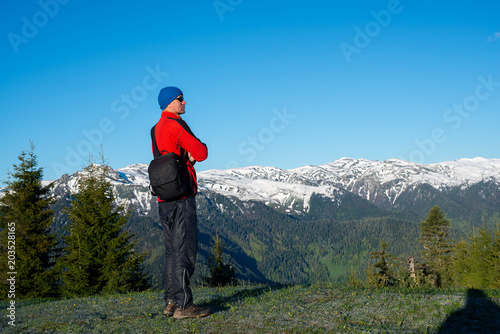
xmin=148 ymin=119 xmax=194 ymax=201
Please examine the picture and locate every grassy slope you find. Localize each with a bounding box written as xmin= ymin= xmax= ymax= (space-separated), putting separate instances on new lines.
xmin=3 ymin=284 xmax=500 ymax=333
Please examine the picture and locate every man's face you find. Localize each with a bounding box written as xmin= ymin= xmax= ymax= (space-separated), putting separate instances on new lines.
xmin=166 ymin=95 xmax=186 ymax=115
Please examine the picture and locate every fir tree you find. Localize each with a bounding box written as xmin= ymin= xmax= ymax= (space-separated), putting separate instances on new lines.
xmin=203 ymin=231 xmax=238 ymax=287
xmin=0 ymin=142 xmax=59 ymax=299
xmin=58 ymin=159 xmax=149 ymax=297
xmin=489 ymin=225 xmax=500 ymax=288
xmin=467 ymin=227 xmax=493 ymax=288
xmin=419 ymin=205 xmax=453 ymax=287
xmin=368 ymin=239 xmax=397 ymax=287
xmin=451 ymin=238 xmax=468 ymax=287
xmin=452 ymin=227 xmax=494 ymax=288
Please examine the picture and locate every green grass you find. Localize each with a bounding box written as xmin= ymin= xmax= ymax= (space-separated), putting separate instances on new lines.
xmin=2 ymin=284 xmax=500 ymax=333
xmin=319 ymin=252 xmax=353 ymax=279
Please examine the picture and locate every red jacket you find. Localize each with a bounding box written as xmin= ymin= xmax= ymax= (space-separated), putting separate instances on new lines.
xmin=153 ymin=112 xmax=208 ymax=200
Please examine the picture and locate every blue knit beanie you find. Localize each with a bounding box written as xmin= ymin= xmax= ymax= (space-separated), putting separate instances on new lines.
xmin=158 ymin=86 xmax=183 ymax=110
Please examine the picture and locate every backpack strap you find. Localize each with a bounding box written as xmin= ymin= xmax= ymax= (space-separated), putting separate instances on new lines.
xmin=166 ymin=117 xmax=201 ymax=139
xmin=150 ymin=125 xmax=162 ymax=159
xmin=151 ymin=122 xmax=187 ymax=161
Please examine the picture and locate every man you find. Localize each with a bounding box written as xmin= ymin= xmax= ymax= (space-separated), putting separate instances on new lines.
xmin=153 ymin=86 xmax=210 ymax=319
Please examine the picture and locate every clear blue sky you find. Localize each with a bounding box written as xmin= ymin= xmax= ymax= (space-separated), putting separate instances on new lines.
xmin=1 ymin=0 xmax=499 ymax=181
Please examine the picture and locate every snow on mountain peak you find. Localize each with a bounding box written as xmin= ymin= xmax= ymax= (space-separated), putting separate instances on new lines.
xmin=198 ymin=157 xmax=500 ymax=210
xmin=31 ymin=157 xmax=497 ymax=216
xmin=198 ymin=165 xmax=338 ymax=213
xmin=116 ymin=163 xmax=150 ymax=187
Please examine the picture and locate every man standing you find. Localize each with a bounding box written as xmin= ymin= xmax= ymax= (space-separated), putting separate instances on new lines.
xmin=153 ymin=86 xmax=210 ymax=319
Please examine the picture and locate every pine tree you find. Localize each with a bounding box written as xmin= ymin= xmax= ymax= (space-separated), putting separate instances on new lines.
xmin=203 ymin=231 xmax=238 ymax=287
xmin=467 ymin=227 xmax=492 ymax=288
xmin=452 ymin=227 xmax=493 ymax=288
xmin=451 ymin=238 xmax=469 ymax=287
xmin=489 ymin=225 xmax=500 ymax=288
xmin=58 ymin=159 xmax=149 ymax=297
xmin=368 ymin=239 xmax=397 ymax=287
xmin=419 ymin=205 xmax=453 ymax=287
xmin=0 ymin=142 xmax=59 ymax=299
xmin=348 ymin=266 xmax=364 ymax=288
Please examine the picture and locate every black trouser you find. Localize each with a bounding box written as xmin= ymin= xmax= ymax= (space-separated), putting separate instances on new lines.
xmin=158 ymin=196 xmax=197 ymax=309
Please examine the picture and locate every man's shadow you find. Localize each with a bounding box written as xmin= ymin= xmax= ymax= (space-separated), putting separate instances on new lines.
xmin=437 ymin=288 xmax=500 ymax=334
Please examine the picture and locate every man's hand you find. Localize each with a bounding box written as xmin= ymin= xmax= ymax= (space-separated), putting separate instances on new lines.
xmin=188 ymin=152 xmax=196 ymax=164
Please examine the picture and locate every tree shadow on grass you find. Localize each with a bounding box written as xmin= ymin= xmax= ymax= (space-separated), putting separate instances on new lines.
xmin=437 ymin=289 xmax=500 ymax=334
xmin=199 ymin=284 xmax=288 ymax=314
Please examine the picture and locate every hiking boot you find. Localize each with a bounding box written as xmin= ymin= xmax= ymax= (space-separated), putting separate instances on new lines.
xmin=164 ymin=301 xmax=176 ymax=316
xmin=173 ymin=304 xmax=212 ymax=319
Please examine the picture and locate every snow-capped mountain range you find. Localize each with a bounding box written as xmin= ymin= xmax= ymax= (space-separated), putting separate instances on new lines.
xmin=45 ymin=157 xmax=500 ymax=216
xmin=198 ymin=157 xmax=500 ymax=213
xmin=29 ymin=157 xmax=497 ymax=286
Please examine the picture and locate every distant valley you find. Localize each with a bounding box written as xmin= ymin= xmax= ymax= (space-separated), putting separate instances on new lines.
xmin=44 ymin=157 xmax=500 ymax=287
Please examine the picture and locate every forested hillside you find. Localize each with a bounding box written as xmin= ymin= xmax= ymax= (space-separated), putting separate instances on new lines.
xmin=17 ymin=156 xmax=500 ymax=289
xmin=68 ymin=190 xmax=438 ymax=288
xmin=48 ymin=180 xmax=499 ymax=289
